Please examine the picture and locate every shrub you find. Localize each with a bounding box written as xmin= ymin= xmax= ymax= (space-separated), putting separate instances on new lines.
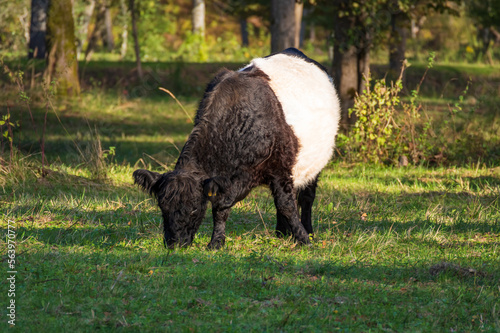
xmin=338 ymin=53 xmax=444 ymax=166
xmin=337 ymin=52 xmax=500 ymax=167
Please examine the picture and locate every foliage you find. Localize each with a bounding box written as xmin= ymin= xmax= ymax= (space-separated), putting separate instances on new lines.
xmin=339 ymin=55 xmax=434 ymax=165
xmin=81 ymin=127 xmax=116 ymax=180
xmin=466 ymin=0 xmax=500 ymax=30
xmin=0 ymin=113 xmax=16 ymax=143
xmin=338 ymin=52 xmax=500 ymax=166
xmin=0 ymin=0 xmax=30 ymax=58
xmin=465 ymin=0 xmax=500 ymax=61
xmin=341 ymin=75 xmax=403 ymax=164
xmin=224 ymin=0 xmax=269 ymax=19
xmin=1 ymin=0 xmax=498 ymax=64
xmin=307 ymin=0 xmax=460 ymax=51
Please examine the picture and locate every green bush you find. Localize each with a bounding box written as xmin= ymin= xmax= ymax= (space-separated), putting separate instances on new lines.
xmin=337 ymin=53 xmax=483 ymax=166
xmin=338 ymin=52 xmax=500 ymax=166
xmin=338 ymin=63 xmax=435 ymax=166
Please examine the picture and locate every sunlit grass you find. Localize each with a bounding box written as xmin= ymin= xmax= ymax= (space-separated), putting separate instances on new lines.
xmin=1 ymin=159 xmax=499 ymax=331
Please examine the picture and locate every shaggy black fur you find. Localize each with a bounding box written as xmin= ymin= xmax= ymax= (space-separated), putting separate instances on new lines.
xmin=276 ymin=176 xmax=319 ymax=238
xmin=134 ymin=57 xmax=322 ymax=249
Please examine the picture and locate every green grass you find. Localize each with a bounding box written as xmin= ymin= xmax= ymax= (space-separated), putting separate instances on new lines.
xmin=1 ymin=164 xmax=499 ymax=331
xmin=1 ymin=62 xmax=500 ymax=331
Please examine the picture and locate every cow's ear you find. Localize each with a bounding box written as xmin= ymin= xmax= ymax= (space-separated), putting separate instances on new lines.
xmin=203 ymin=176 xmax=229 ymax=202
xmin=133 ymin=169 xmax=161 ymax=195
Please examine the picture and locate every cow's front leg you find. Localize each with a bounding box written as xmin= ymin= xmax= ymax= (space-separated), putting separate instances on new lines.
xmin=207 ymin=207 xmax=231 ymax=249
xmin=271 ymin=177 xmax=310 ymax=245
xmin=275 ymin=186 xmax=297 ymax=238
xmin=275 ymin=211 xmax=291 ymax=238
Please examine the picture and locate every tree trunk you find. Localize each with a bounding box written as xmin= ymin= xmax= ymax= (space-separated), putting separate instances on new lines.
xmin=299 ymin=7 xmax=309 ymax=48
xmin=20 ymin=8 xmax=31 ymax=47
xmin=491 ymin=27 xmax=500 ymax=45
xmin=332 ymin=14 xmax=359 ymax=129
xmin=129 ymin=0 xmax=143 ymax=81
xmin=28 ymin=0 xmax=49 ymax=59
xmin=358 ymin=46 xmax=370 ymax=96
xmin=240 ymin=18 xmax=249 ymax=47
xmin=45 ymin=0 xmax=80 ymax=96
xmin=309 ymin=24 xmax=315 ymax=42
xmin=85 ymin=3 xmax=114 ymax=59
xmin=476 ymin=27 xmax=492 ymax=62
xmin=85 ymin=4 xmax=105 ymax=61
xmin=120 ymin=0 xmax=128 ymax=59
xmin=192 ymin=0 xmax=205 ymax=37
xmin=76 ymin=0 xmax=95 ymax=59
xmin=333 ymin=44 xmax=358 ymax=129
xmin=389 ymin=12 xmax=407 ymax=74
xmin=104 ymin=5 xmax=114 ymax=51
xmin=294 ymin=1 xmax=303 ymax=48
xmin=271 ymin=0 xmax=296 ymax=53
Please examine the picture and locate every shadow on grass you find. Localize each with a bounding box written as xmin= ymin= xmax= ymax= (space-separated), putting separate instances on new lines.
xmin=23 ymin=137 xmax=186 ymax=165
xmin=9 ymin=101 xmax=194 ymax=163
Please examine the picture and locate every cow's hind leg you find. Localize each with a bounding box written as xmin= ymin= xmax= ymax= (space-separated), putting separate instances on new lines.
xmin=298 ymin=176 xmax=319 ymax=235
xmin=271 ymin=177 xmax=309 ymax=244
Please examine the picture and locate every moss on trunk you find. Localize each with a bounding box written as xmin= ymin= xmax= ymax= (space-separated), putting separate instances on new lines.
xmin=46 ymin=0 xmax=80 ymax=96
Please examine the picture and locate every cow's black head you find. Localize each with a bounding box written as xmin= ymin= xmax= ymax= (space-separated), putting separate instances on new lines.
xmin=133 ymin=169 xmax=208 ymax=248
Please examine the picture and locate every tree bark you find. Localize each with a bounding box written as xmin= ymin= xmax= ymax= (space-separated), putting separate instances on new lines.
xmin=491 ymin=27 xmax=500 ymax=45
xmin=192 ymin=0 xmax=205 ymax=37
xmin=20 ymin=8 xmax=31 ymax=48
xmin=309 ymin=24 xmax=315 ymax=42
xmin=85 ymin=4 xmax=105 ymax=61
xmin=103 ymin=5 xmax=114 ymax=51
xmin=476 ymin=27 xmax=492 ymax=61
xmin=85 ymin=3 xmax=114 ymax=59
xmin=120 ymin=0 xmax=128 ymax=59
xmin=389 ymin=12 xmax=407 ymax=74
xmin=271 ymin=0 xmax=296 ymax=53
xmin=332 ymin=14 xmax=359 ymax=129
xmin=333 ymin=44 xmax=358 ymax=129
xmin=45 ymin=0 xmax=80 ymax=96
xmin=240 ymin=19 xmax=249 ymax=47
xmin=294 ymin=1 xmax=303 ymax=48
xmin=76 ymin=0 xmax=95 ymax=59
xmin=358 ymin=46 xmax=370 ymax=96
xmin=28 ymin=0 xmax=49 ymax=59
xmin=129 ymin=0 xmax=143 ymax=80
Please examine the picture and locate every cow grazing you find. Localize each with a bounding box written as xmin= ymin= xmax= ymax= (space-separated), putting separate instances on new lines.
xmin=133 ymin=48 xmax=341 ymax=249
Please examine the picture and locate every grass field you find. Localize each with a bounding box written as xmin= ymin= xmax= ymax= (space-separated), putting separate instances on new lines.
xmin=1 ymin=61 xmax=500 ymax=331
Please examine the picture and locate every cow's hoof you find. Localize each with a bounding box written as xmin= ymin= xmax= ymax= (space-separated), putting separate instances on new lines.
xmin=275 ymin=230 xmax=292 ymax=238
xmin=207 ymin=239 xmax=225 ymax=250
